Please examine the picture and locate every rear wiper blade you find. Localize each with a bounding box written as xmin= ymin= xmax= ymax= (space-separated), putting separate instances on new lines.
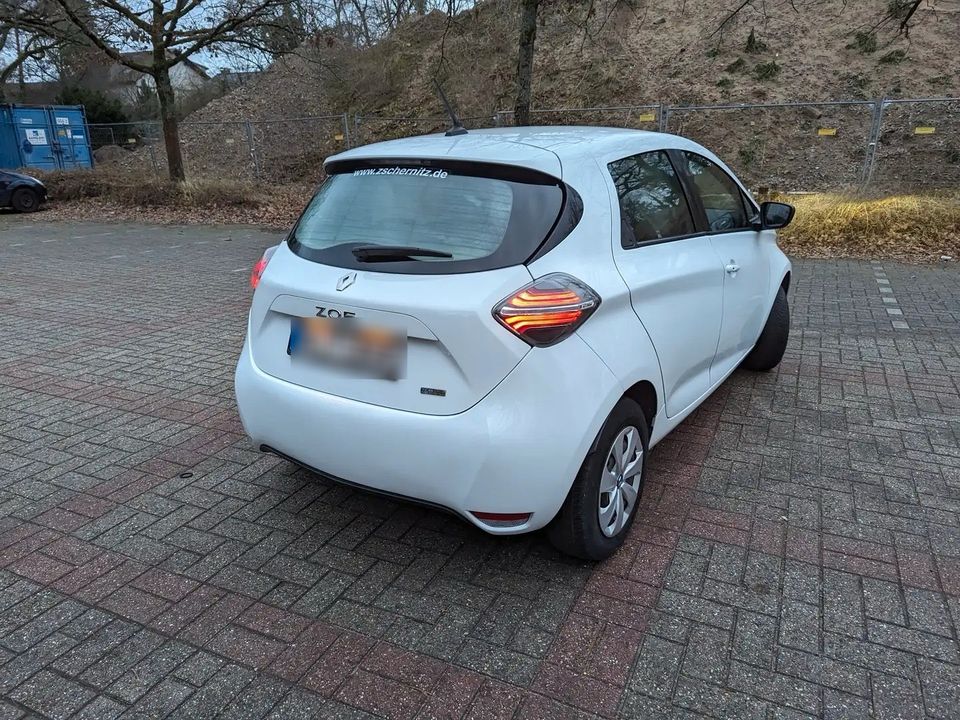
xmin=352 ymin=245 xmax=453 ymax=262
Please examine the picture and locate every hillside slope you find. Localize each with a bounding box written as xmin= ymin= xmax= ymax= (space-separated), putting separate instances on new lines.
xmin=174 ymin=0 xmax=960 ymax=187
xmin=193 ymin=1 xmax=959 ymax=119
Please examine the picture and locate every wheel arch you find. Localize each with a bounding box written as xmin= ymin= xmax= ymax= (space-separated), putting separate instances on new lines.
xmin=780 ymin=270 xmax=791 ymax=294
xmin=623 ymin=379 xmax=658 ymax=435
xmin=585 ymin=378 xmax=659 ymax=458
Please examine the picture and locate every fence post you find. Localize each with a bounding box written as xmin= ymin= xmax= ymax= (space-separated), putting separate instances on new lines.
xmin=342 ymin=113 xmax=352 ymax=149
xmin=658 ymin=104 xmax=670 ymax=133
xmin=145 ymin=123 xmax=160 ymax=177
xmin=244 ymin=121 xmax=261 ymax=180
xmin=861 ymin=99 xmax=885 ymax=190
xmin=146 ymin=132 xmax=159 ymax=177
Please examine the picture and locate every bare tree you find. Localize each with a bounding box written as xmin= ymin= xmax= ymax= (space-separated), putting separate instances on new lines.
xmin=0 ymin=1 xmax=70 ymax=98
xmin=4 ymin=0 xmax=295 ymax=181
xmin=0 ymin=27 xmax=59 ymax=100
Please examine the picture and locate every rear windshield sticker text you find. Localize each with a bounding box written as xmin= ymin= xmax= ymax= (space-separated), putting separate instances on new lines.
xmin=353 ymin=167 xmax=448 ymax=178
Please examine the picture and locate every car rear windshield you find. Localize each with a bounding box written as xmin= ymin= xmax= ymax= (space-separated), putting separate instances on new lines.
xmin=287 ymin=161 xmax=568 ymax=274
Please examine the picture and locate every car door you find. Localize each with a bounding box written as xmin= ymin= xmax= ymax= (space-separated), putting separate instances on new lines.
xmin=606 ymin=150 xmax=725 ymax=418
xmin=676 ymin=151 xmax=770 ymax=382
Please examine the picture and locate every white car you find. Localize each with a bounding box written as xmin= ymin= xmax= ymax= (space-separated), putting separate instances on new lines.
xmin=235 ymin=127 xmax=793 ymax=560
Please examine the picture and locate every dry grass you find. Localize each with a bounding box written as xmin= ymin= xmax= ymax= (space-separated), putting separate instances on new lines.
xmin=777 ymin=192 xmax=960 ymax=262
xmin=28 ymin=168 xmax=309 ymax=229
xmin=25 ymin=169 xmax=960 ymax=264
xmin=36 ymin=169 xmax=263 ymax=208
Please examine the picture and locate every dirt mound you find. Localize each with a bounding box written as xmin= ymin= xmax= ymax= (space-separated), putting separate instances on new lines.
xmin=134 ymin=0 xmax=960 ymax=187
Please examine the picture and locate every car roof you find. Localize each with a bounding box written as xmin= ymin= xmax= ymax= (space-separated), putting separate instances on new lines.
xmin=326 ymin=126 xmax=706 ymax=179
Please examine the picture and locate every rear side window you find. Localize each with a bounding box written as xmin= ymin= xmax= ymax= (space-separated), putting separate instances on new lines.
xmin=289 ymin=161 xmax=569 ymax=274
xmin=608 ymin=151 xmax=695 ymax=247
xmin=681 ymin=152 xmax=752 ymax=232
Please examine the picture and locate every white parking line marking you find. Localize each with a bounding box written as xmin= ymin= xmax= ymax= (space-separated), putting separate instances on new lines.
xmin=41 ymin=239 xmax=57 ymax=243
xmin=232 ymin=268 xmax=246 ymax=272
xmin=109 ymin=254 xmax=125 ymax=259
xmin=197 ymin=241 xmax=209 ymax=244
xmin=169 ymin=245 xmax=182 ymax=249
xmin=873 ymin=264 xmax=909 ymax=330
xmin=10 ymin=243 xmax=23 ymax=247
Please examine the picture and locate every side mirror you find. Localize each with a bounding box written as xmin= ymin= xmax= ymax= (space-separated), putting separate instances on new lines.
xmin=757 ymin=201 xmax=795 ymax=230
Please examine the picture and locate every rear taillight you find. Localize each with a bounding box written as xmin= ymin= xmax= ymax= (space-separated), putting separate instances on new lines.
xmin=250 ymin=246 xmax=278 ymax=289
xmin=493 ymin=273 xmax=600 ymax=347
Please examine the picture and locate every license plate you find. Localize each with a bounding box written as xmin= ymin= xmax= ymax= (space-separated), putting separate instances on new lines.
xmin=288 ymin=316 xmax=406 ymax=380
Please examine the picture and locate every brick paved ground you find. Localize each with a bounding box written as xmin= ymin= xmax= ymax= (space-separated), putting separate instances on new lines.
xmin=1 ymin=218 xmax=959 ymax=719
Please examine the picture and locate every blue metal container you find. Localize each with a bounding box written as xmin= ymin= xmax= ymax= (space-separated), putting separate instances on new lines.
xmin=0 ymin=104 xmax=94 ymax=171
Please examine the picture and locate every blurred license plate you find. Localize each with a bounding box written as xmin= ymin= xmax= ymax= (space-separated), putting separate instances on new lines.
xmin=288 ymin=316 xmax=406 ymax=380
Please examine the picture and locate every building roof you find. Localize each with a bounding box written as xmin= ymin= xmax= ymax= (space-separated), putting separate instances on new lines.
xmin=78 ymin=52 xmax=211 ymax=89
xmin=116 ymin=52 xmax=211 ymax=79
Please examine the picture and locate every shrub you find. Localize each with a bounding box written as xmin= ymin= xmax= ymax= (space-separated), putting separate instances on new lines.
xmin=879 ymin=49 xmax=907 ymax=64
xmin=887 ymin=0 xmax=913 ymax=20
xmin=745 ymin=28 xmax=767 ymax=54
xmin=725 ymin=57 xmax=746 ymax=73
xmin=849 ymin=31 xmax=878 ymax=54
xmin=35 ymin=169 xmax=263 ymax=208
xmin=754 ymin=61 xmax=781 ymax=80
xmin=716 ymin=77 xmax=734 ymax=89
xmin=54 ymin=86 xmax=129 ymax=125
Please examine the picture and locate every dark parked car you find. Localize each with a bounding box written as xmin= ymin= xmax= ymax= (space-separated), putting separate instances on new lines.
xmin=0 ymin=170 xmax=47 ymax=212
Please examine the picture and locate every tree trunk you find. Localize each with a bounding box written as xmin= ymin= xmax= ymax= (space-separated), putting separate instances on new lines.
xmin=155 ymin=66 xmax=186 ymax=182
xmin=514 ymin=0 xmax=539 ymax=126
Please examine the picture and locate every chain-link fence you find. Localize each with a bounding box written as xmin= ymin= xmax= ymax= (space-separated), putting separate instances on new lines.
xmin=351 ymin=114 xmax=499 ymax=147
xmin=86 ymin=115 xmax=350 ymax=185
xmin=83 ymin=96 xmax=960 ymax=192
xmin=870 ymin=98 xmax=960 ymax=190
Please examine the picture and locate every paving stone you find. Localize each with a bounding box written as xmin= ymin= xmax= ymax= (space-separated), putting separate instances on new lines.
xmin=2 ymin=227 xmax=960 ymax=719
xmin=7 ymin=669 xmax=96 ymax=720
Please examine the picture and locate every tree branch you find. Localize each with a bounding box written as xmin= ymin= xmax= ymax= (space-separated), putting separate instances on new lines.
xmin=48 ymin=0 xmax=153 ymax=73
xmin=709 ymin=0 xmax=754 ymax=39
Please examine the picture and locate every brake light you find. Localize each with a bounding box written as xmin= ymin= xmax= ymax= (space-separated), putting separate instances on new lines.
xmin=493 ymin=273 xmax=600 ymax=347
xmin=249 ymin=246 xmax=278 ymax=289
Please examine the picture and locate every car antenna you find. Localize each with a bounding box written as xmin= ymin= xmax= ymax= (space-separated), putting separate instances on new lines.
xmin=433 ymin=78 xmax=468 ymax=137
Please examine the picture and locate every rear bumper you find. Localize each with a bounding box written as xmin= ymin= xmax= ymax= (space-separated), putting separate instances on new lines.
xmin=234 ymin=334 xmax=622 ymax=534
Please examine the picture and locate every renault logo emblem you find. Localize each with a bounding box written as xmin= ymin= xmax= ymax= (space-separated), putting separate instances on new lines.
xmin=336 ymin=273 xmax=356 ymax=291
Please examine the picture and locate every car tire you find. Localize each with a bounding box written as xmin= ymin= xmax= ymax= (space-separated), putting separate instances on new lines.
xmin=742 ymin=286 xmax=789 ymax=372
xmin=11 ymin=188 xmax=41 ymax=213
xmin=548 ymin=398 xmax=649 ymax=561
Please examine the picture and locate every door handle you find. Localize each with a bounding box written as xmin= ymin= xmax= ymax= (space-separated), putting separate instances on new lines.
xmin=725 ymin=262 xmax=740 ymax=275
